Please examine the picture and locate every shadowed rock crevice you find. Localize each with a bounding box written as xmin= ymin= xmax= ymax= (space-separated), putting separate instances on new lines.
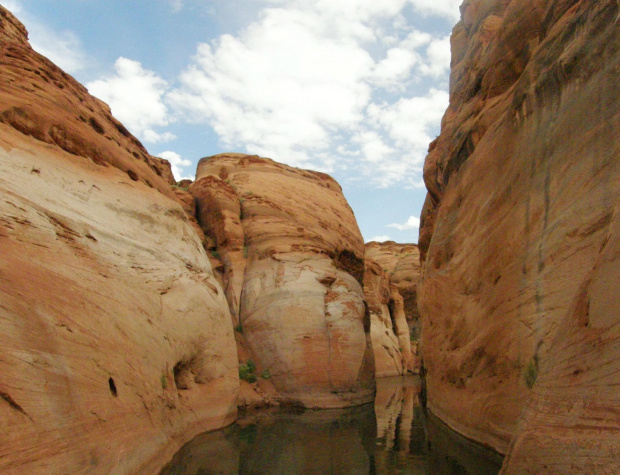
xmin=108 ymin=378 xmax=118 ymax=397
xmin=1 ymin=390 xmax=30 ymax=418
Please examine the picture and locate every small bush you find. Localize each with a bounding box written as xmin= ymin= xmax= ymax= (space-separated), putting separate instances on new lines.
xmin=261 ymin=369 xmax=271 ymax=380
xmin=210 ymin=249 xmax=220 ymax=259
xmin=239 ymin=360 xmax=257 ymax=383
xmin=235 ymin=322 xmax=243 ymax=334
xmin=243 ymin=245 xmax=249 ymax=258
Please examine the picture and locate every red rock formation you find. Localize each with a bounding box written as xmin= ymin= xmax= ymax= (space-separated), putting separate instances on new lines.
xmin=189 ymin=153 xmax=375 ymax=408
xmin=418 ymin=0 xmax=620 ymax=471
xmin=363 ymin=257 xmax=417 ymax=376
xmin=0 ymin=7 xmax=238 ymax=473
xmin=365 ymin=241 xmax=421 ymax=337
xmin=0 ymin=8 xmax=176 ymax=196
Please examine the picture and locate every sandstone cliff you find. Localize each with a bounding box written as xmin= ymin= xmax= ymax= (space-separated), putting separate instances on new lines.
xmin=363 ymin=254 xmax=417 ymax=377
xmin=418 ymin=0 xmax=620 ymax=471
xmin=365 ymin=241 xmax=421 ymax=338
xmin=187 ymin=153 xmax=375 ymax=408
xmin=0 ymin=7 xmax=238 ymax=474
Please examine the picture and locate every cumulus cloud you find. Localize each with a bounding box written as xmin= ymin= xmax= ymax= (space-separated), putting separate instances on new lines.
xmin=388 ymin=215 xmax=420 ymax=230
xmin=407 ymin=0 xmax=462 ymax=22
xmin=168 ymin=0 xmax=453 ymax=187
xmin=87 ymin=58 xmax=175 ymax=144
xmin=168 ymin=7 xmax=375 ymax=167
xmin=368 ymin=88 xmax=449 ymax=152
xmin=30 ymin=29 xmax=87 ymax=74
xmin=158 ymin=151 xmax=194 ymax=181
xmin=419 ymin=36 xmax=452 ymax=77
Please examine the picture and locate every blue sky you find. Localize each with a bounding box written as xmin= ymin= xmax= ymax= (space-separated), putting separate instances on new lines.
xmin=3 ymin=0 xmax=461 ymax=243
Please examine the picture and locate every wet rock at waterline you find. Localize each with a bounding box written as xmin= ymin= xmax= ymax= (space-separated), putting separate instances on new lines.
xmin=418 ymin=0 xmax=620 ymax=471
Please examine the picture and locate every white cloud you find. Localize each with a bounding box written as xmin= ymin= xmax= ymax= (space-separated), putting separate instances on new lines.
xmin=87 ymin=58 xmax=175 ymax=144
xmin=419 ymin=36 xmax=451 ymax=77
xmin=369 ymin=88 xmax=448 ymax=152
xmin=371 ymin=47 xmax=418 ymax=89
xmin=168 ymin=0 xmax=453 ymax=188
xmin=158 ymin=151 xmax=194 ymax=181
xmin=388 ymin=215 xmax=420 ymax=230
xmin=143 ymin=130 xmax=177 ymax=144
xmin=30 ymin=29 xmax=87 ymax=74
xmin=407 ymin=0 xmax=461 ymax=22
xmin=368 ymin=235 xmax=391 ymax=243
xmin=169 ymin=7 xmax=375 ymax=166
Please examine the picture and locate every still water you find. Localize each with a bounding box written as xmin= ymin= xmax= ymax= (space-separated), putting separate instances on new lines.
xmin=160 ymin=376 xmax=503 ymax=474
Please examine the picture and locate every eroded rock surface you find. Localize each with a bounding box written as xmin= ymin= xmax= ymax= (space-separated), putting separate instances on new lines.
xmin=365 ymin=241 xmax=421 ymax=338
xmin=418 ymin=0 xmax=620 ymax=471
xmin=363 ymin=257 xmax=416 ymax=376
xmin=189 ymin=153 xmax=375 ymax=408
xmin=0 ymin=8 xmax=238 ymax=474
xmin=0 ymin=8 xmax=176 ymax=197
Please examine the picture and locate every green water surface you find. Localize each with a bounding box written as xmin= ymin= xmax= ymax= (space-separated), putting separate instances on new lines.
xmin=160 ymin=376 xmax=503 ymax=474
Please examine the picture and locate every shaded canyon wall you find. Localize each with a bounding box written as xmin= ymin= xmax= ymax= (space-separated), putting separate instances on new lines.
xmin=418 ymin=0 xmax=620 ymax=472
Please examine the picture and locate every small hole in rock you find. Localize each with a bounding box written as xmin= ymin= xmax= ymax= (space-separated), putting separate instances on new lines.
xmin=108 ymin=377 xmax=118 ymax=397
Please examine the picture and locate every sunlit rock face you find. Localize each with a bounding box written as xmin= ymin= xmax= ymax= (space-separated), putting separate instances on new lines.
xmin=418 ymin=0 xmax=620 ymax=472
xmin=364 ymin=241 xmax=421 ymax=376
xmin=365 ymin=241 xmax=421 ymax=338
xmin=190 ymin=153 xmax=375 ymax=408
xmin=0 ymin=7 xmax=238 ymax=473
xmin=363 ymin=257 xmax=415 ymax=376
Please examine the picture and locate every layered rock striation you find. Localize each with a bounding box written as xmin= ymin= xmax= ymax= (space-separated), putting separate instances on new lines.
xmin=0 ymin=8 xmax=238 ymax=474
xmin=187 ymin=153 xmax=375 ymax=408
xmin=363 ymin=251 xmax=418 ymax=377
xmin=365 ymin=241 xmax=421 ymax=338
xmin=418 ymin=0 xmax=620 ymax=471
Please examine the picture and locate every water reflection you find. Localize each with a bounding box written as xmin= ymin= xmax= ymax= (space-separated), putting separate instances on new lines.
xmin=160 ymin=376 xmax=503 ymax=475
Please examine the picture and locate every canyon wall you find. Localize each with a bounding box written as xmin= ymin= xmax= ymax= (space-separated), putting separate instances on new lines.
xmin=418 ymin=0 xmax=620 ymax=472
xmin=0 ymin=8 xmax=238 ymax=474
xmin=187 ymin=154 xmax=375 ymax=408
xmin=366 ymin=241 xmax=421 ymax=338
xmin=363 ymin=242 xmax=420 ymax=377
